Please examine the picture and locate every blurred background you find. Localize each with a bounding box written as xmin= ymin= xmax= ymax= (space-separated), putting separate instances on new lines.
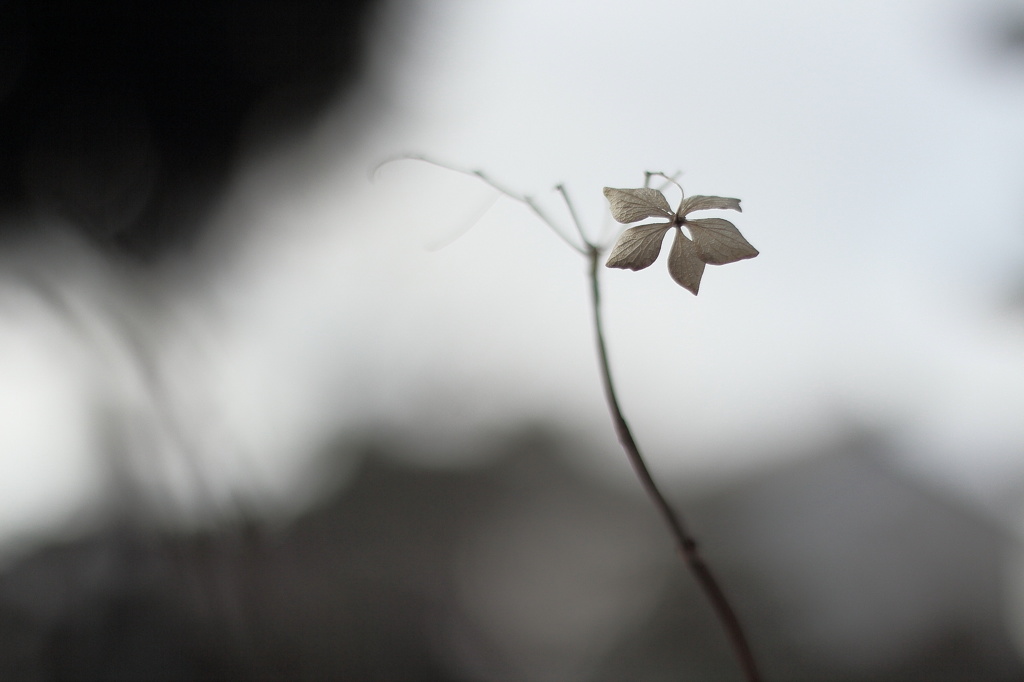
xmin=2 ymin=0 xmax=1024 ymax=679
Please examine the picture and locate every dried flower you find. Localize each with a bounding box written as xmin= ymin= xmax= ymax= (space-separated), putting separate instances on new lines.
xmin=603 ymin=184 xmax=757 ymax=295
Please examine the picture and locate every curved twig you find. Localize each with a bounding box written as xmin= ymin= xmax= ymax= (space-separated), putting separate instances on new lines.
xmin=583 ymin=244 xmax=761 ymax=682
xmin=378 ymin=156 xmax=762 ymax=681
xmin=374 ymin=155 xmax=587 ymax=254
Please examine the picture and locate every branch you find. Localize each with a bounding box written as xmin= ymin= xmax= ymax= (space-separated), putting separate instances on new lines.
xmin=584 ymin=247 xmax=762 ymax=682
xmin=379 ymin=156 xmax=762 ymax=680
xmin=374 ymin=155 xmax=587 ymax=254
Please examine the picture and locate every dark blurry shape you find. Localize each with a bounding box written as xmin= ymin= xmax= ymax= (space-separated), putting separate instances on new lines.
xmin=1002 ymin=271 xmax=1024 ymax=319
xmin=977 ymin=1 xmax=1024 ymax=80
xmin=0 ymin=426 xmax=1021 ymax=680
xmin=992 ymin=3 xmax=1024 ymax=55
xmin=0 ymin=0 xmax=380 ymax=260
xmin=978 ymin=5 xmax=1024 ymax=321
xmin=22 ymin=95 xmax=159 ymax=243
xmin=691 ymin=429 xmax=1024 ymax=682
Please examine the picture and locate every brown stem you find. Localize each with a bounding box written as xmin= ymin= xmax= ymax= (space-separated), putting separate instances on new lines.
xmin=586 ymin=247 xmax=762 ymax=682
xmin=378 ymin=157 xmax=762 ymax=679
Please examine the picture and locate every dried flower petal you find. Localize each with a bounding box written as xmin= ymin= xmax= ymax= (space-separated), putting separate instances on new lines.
xmin=686 ymin=218 xmax=759 ymax=265
xmin=605 ymin=222 xmax=673 ymax=271
xmin=603 ymin=178 xmax=756 ymax=294
xmin=678 ymin=195 xmax=742 ymax=216
xmin=667 ymin=229 xmax=705 ymax=294
xmin=603 ymin=187 xmax=673 ymax=224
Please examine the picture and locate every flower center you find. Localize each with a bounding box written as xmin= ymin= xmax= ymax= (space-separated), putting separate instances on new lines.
xmin=675 ymin=217 xmax=695 ymax=240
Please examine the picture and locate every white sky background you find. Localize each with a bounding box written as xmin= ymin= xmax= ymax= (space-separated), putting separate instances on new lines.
xmin=3 ymin=0 xmax=1024 ymax=547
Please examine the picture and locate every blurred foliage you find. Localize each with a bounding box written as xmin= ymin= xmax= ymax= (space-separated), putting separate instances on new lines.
xmin=0 ymin=426 xmax=1019 ymax=681
xmin=0 ymin=0 xmax=380 ymax=259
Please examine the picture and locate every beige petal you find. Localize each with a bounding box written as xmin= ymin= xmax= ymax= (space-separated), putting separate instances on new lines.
xmin=605 ymin=222 xmax=673 ymax=271
xmin=677 ymin=195 xmax=742 ymax=217
xmin=603 ymin=187 xmax=674 ymax=224
xmin=667 ymin=229 xmax=705 ymax=295
xmin=686 ymin=218 xmax=759 ymax=265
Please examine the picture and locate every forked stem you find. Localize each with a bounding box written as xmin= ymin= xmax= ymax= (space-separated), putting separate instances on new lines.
xmin=585 ymin=244 xmax=761 ymax=682
xmin=377 ymin=157 xmax=761 ymax=680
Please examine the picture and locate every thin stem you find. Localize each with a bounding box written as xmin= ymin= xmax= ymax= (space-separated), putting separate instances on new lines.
xmin=585 ymin=248 xmax=762 ymax=682
xmin=380 ymin=156 xmax=761 ymax=679
xmin=555 ymin=184 xmax=590 ymax=249
xmin=374 ymin=155 xmax=587 ymax=254
xmin=647 ymin=170 xmax=685 ymax=195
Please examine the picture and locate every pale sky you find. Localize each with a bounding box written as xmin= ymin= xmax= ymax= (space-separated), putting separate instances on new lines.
xmin=2 ymin=0 xmax=1024 ymax=552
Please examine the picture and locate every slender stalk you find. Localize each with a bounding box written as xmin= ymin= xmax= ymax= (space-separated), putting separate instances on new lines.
xmin=585 ymin=246 xmax=762 ymax=682
xmin=377 ymin=157 xmax=762 ymax=680
xmin=374 ymin=155 xmax=587 ymax=254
